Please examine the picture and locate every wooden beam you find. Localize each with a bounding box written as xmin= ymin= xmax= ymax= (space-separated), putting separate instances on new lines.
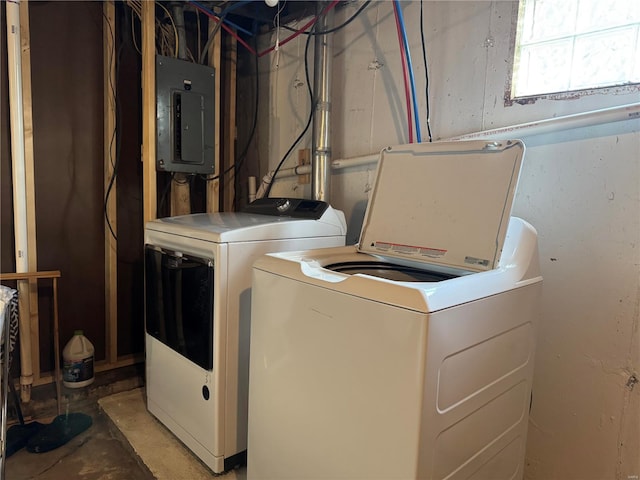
xmin=0 ymin=268 xmax=143 ymax=389
xmin=170 ymin=173 xmax=191 ymax=216
xmin=222 ymin=33 xmax=237 ymax=211
xmin=19 ymin=0 xmax=40 ymax=388
xmin=30 ymin=354 xmax=144 ymax=388
xmin=169 ymin=5 xmax=190 ymax=217
xmin=103 ymin=1 xmax=118 ymax=365
xmin=94 ymin=354 xmax=144 ymax=372
xmin=205 ymin=18 xmax=222 ymax=213
xmin=18 ymin=0 xmax=38 ymax=294
xmin=52 ymin=276 xmax=61 ymax=415
xmin=142 ymin=1 xmax=157 ymax=223
xmin=0 ymin=271 xmax=61 ymax=281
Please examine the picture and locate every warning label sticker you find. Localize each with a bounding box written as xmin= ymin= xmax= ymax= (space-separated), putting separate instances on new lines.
xmin=373 ymin=241 xmax=447 ymax=258
xmin=464 ymin=256 xmax=490 ymax=267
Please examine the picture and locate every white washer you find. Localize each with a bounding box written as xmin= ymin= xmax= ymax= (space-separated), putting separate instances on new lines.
xmin=144 ymin=199 xmax=346 ymax=473
xmin=247 ymin=141 xmax=543 ymax=480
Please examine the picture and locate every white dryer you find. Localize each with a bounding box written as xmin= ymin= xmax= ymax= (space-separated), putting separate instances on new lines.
xmin=144 ymin=199 xmax=346 ymax=473
xmin=247 ymin=141 xmax=543 ymax=480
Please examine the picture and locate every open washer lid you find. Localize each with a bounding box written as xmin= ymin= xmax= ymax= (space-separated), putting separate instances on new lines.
xmin=358 ymin=140 xmax=525 ymax=272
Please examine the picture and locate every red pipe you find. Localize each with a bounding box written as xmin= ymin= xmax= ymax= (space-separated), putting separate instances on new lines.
xmin=393 ymin=1 xmax=414 ymax=143
xmin=257 ymin=0 xmax=340 ymax=57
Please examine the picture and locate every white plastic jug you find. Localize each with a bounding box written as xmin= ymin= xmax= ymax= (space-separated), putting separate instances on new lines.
xmin=62 ymin=330 xmax=95 ymax=388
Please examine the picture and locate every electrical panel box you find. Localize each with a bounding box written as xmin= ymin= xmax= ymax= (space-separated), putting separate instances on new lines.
xmin=156 ymin=55 xmax=215 ymax=174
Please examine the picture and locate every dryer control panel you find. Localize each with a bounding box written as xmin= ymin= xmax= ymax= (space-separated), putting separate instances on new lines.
xmin=243 ymin=198 xmax=329 ymax=219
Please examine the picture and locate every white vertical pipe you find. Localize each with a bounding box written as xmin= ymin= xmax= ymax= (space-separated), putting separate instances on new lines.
xmin=6 ymin=2 xmax=28 ymax=273
xmin=6 ymin=0 xmax=34 ymax=401
xmin=248 ymin=176 xmax=257 ymax=203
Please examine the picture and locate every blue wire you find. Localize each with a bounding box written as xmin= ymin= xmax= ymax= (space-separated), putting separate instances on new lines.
xmin=220 ymin=0 xmax=253 ymax=16
xmin=393 ymin=0 xmax=422 ymax=143
xmin=190 ymin=0 xmax=255 ymax=37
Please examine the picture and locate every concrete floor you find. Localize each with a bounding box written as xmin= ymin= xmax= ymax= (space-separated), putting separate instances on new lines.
xmin=5 ymin=367 xmax=243 ymax=479
xmin=99 ymin=388 xmax=245 ymax=480
xmin=6 ymin=399 xmax=155 ymax=480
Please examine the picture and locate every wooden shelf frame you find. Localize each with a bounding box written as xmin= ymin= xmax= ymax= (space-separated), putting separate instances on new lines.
xmin=0 ymin=271 xmax=62 ymax=416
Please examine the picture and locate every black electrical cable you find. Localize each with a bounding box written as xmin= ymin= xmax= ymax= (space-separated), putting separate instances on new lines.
xmin=281 ymin=0 xmax=372 ymax=36
xmin=199 ymin=12 xmax=226 ymax=64
xmin=263 ymin=24 xmax=314 ymax=199
xmin=158 ymin=172 xmax=192 ymax=216
xmin=229 ymin=34 xmax=260 ymax=195
xmin=262 ymin=2 xmax=371 ymax=198
xmin=238 ymin=35 xmax=260 ymax=168
xmin=420 ymin=0 xmax=433 ymax=142
xmin=196 ymin=2 xmax=371 ymax=201
xmin=199 ymin=34 xmax=259 ymax=188
xmin=158 ymin=175 xmax=173 ymax=217
xmin=189 ymin=174 xmax=197 ymax=212
xmin=103 ymin=9 xmax=123 ymax=241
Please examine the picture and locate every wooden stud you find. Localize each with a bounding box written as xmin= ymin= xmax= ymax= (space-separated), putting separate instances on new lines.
xmin=103 ymin=0 xmax=118 ymax=365
xmin=18 ymin=0 xmax=38 ymax=402
xmin=18 ymin=0 xmax=38 ymax=284
xmin=170 ymin=173 xmax=191 ymax=216
xmin=169 ymin=6 xmax=190 ymax=217
xmin=206 ymin=17 xmax=222 ymax=213
xmin=142 ymin=1 xmax=157 ymax=223
xmin=222 ymin=33 xmax=237 ymax=211
xmin=52 ymin=276 xmax=61 ymax=415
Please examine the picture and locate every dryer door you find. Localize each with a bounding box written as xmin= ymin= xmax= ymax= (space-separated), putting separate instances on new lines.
xmin=145 ymin=245 xmax=214 ymax=370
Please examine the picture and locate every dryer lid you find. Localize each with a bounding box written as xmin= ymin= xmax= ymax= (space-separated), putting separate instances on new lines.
xmin=358 ymin=140 xmax=525 ymax=272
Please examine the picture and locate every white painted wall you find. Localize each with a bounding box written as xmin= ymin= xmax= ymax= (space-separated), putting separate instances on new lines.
xmin=252 ymin=1 xmax=640 ymax=478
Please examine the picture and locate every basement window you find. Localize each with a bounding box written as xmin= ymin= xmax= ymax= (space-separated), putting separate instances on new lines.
xmin=510 ymin=0 xmax=640 ymax=99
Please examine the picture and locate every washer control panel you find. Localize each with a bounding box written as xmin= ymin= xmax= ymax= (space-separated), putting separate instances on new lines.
xmin=242 ymin=198 xmax=329 ymax=219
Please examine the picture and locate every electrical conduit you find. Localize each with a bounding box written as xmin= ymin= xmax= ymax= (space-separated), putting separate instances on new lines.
xmin=312 ymin=3 xmax=334 ymax=202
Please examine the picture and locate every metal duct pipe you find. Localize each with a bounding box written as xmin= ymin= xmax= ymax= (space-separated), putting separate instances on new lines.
xmin=311 ymin=5 xmax=334 ymax=202
xmin=170 ymin=3 xmax=192 ymax=217
xmin=171 ymin=3 xmax=187 ymax=60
